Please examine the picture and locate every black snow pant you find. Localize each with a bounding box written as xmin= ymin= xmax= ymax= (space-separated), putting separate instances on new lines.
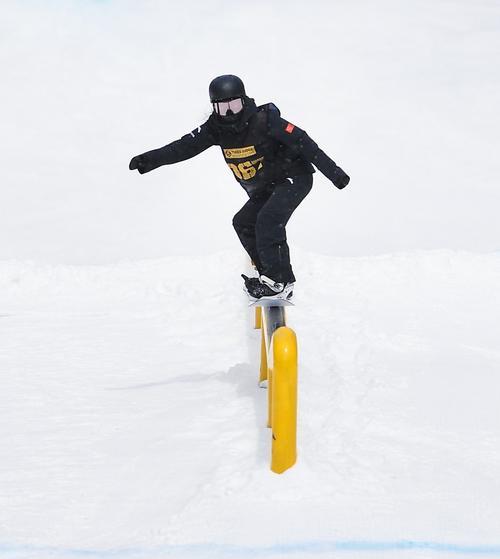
xmin=232 ymin=174 xmax=313 ymax=284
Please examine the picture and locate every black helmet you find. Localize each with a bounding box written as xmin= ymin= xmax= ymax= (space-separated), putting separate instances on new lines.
xmin=209 ymin=75 xmax=246 ymax=102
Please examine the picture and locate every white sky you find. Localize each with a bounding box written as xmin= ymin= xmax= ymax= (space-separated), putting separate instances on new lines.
xmin=1 ymin=0 xmax=499 ymax=264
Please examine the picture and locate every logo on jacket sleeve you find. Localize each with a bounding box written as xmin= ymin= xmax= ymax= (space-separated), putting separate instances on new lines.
xmin=285 ymin=123 xmax=295 ymax=133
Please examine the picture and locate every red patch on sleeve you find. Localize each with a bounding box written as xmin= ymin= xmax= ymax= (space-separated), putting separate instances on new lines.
xmin=285 ymin=122 xmax=295 ymax=133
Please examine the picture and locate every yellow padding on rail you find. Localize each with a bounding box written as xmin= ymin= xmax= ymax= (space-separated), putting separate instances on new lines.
xmin=259 ymin=327 xmax=268 ymax=386
xmin=270 ymin=327 xmax=298 ymax=474
xmin=254 ymin=307 xmax=262 ymax=329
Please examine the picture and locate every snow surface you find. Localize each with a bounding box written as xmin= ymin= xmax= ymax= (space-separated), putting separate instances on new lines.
xmin=2 ymin=250 xmax=500 ymax=558
xmin=1 ymin=1 xmax=500 ymax=558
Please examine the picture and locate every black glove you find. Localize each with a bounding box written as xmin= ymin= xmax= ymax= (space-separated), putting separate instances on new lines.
xmin=129 ymin=154 xmax=147 ymax=174
xmin=331 ymin=167 xmax=350 ymax=189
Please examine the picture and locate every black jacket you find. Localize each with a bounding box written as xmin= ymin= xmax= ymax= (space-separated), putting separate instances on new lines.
xmin=130 ymin=98 xmax=350 ymax=194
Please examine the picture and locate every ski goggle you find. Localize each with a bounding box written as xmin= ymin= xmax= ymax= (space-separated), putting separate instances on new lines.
xmin=212 ymin=97 xmax=244 ymax=117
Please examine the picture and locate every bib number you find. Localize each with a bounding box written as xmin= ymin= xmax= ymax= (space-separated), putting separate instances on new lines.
xmin=227 ymin=157 xmax=264 ymax=181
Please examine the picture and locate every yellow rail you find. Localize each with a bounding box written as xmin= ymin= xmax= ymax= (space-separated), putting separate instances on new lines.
xmin=254 ymin=306 xmax=298 ymax=474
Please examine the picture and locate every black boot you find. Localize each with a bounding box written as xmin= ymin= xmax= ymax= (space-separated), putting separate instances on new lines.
xmin=241 ymin=274 xmax=294 ymax=300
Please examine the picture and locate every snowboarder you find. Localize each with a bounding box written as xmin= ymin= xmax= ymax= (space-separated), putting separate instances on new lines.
xmin=129 ymin=75 xmax=350 ymax=300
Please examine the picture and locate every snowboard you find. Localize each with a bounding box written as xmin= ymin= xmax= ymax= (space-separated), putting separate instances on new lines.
xmin=248 ymin=297 xmax=294 ymax=307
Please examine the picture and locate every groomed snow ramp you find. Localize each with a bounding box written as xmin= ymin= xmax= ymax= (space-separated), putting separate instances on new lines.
xmin=254 ymin=305 xmax=298 ymax=474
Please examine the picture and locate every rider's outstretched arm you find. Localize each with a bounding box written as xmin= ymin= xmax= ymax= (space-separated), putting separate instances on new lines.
xmin=268 ymin=106 xmax=350 ymax=189
xmin=129 ymin=122 xmax=217 ymax=174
